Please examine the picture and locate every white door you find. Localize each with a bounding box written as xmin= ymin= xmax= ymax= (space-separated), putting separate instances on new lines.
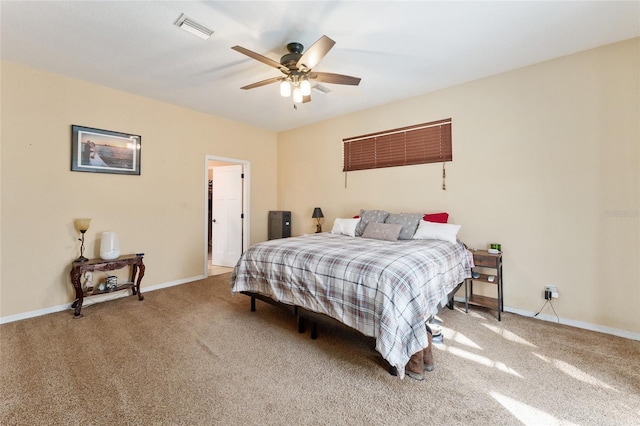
xmin=212 ymin=164 xmax=243 ymax=267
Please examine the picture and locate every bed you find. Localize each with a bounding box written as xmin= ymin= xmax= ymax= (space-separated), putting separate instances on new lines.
xmin=230 ymin=229 xmax=473 ymax=379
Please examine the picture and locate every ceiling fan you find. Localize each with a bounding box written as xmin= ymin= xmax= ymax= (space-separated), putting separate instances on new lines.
xmin=231 ymin=35 xmax=361 ymax=106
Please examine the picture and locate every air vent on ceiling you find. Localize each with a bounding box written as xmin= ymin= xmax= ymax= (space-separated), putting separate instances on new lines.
xmin=174 ymin=13 xmax=214 ymax=40
xmin=312 ymin=84 xmax=330 ymax=95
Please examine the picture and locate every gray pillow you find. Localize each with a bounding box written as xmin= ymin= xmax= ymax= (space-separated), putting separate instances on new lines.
xmin=355 ymin=209 xmax=390 ymax=236
xmin=385 ymin=213 xmax=423 ymax=240
xmin=361 ymin=222 xmax=402 ymax=241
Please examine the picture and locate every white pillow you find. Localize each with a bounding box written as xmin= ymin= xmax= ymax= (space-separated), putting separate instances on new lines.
xmin=412 ymin=220 xmax=461 ymax=243
xmin=331 ymin=218 xmax=360 ymax=237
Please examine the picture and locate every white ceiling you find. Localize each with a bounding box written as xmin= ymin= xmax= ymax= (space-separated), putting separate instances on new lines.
xmin=1 ymin=1 xmax=638 ymax=132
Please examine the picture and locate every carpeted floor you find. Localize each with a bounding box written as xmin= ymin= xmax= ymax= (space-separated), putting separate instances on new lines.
xmin=1 ymin=273 xmax=639 ymax=425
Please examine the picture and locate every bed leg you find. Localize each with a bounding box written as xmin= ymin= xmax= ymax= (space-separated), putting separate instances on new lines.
xmin=388 ymin=366 xmax=398 ymax=376
xmin=447 ymin=281 xmax=464 ymax=310
xmin=250 ymin=296 xmax=256 ymax=312
xmin=297 ymin=315 xmax=306 ymax=333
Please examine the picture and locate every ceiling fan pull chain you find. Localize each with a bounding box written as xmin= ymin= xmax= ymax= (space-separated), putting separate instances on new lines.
xmin=442 ymin=162 xmax=446 ymax=191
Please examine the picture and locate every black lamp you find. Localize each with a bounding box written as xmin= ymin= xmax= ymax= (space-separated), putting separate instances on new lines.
xmin=74 ymin=218 xmax=91 ymax=262
xmin=312 ymin=207 xmax=324 ymax=233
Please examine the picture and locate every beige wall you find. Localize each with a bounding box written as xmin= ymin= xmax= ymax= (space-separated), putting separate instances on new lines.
xmin=2 ymin=39 xmax=638 ymax=336
xmin=278 ymin=38 xmax=639 ymax=335
xmin=0 ymin=62 xmax=278 ymax=318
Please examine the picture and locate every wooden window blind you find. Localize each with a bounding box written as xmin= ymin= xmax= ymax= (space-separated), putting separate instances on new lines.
xmin=343 ymin=118 xmax=452 ymax=172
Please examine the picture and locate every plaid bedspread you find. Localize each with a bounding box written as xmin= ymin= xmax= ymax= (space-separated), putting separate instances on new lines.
xmin=230 ymin=233 xmax=472 ymax=378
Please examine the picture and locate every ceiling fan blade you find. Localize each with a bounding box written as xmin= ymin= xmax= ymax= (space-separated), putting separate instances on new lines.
xmin=231 ymin=45 xmax=287 ymax=72
xmin=240 ymin=76 xmax=282 ymax=90
xmin=296 ymin=35 xmax=335 ymax=71
xmin=310 ymin=72 xmax=361 ymax=86
xmin=302 ymin=94 xmax=312 ymax=104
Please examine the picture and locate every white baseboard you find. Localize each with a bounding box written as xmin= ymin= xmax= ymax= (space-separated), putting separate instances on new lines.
xmin=4 ymin=284 xmax=637 ymax=342
xmin=0 ymin=303 xmax=71 ymax=324
xmin=0 ymin=275 xmax=206 ymax=324
xmin=142 ymin=275 xmax=206 ymax=293
xmin=452 ymin=296 xmax=639 ymax=341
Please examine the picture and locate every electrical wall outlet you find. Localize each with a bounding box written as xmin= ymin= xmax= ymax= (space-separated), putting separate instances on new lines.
xmin=545 ymin=285 xmax=559 ymax=299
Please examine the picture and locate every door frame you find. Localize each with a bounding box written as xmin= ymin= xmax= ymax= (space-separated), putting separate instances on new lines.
xmin=204 ymin=155 xmax=250 ymax=276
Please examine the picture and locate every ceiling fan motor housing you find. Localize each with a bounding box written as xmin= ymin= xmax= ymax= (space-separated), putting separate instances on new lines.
xmin=281 ymin=43 xmax=304 ymax=69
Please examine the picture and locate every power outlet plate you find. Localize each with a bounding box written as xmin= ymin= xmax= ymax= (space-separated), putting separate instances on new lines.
xmin=544 ymin=285 xmax=559 ymax=299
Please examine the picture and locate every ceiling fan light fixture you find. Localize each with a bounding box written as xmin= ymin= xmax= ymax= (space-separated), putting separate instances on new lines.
xmin=300 ymin=78 xmax=311 ymax=96
xmin=280 ymin=80 xmax=291 ymax=97
xmin=292 ymin=87 xmax=303 ymax=103
xmin=174 ymin=13 xmax=214 ymax=40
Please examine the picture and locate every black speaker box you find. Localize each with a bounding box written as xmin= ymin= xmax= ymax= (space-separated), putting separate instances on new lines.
xmin=268 ymin=211 xmax=291 ymax=240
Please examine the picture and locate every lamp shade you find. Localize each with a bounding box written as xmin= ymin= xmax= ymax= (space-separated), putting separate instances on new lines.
xmin=300 ymin=78 xmax=311 ymax=96
xmin=312 ymin=207 xmax=324 ymax=219
xmin=292 ymin=87 xmax=303 ymax=103
xmin=100 ymin=231 xmax=120 ymax=260
xmin=74 ymin=218 xmax=91 ymax=232
xmin=280 ymin=80 xmax=291 ymax=97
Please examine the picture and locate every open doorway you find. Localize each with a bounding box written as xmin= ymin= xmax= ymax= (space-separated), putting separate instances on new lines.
xmin=205 ymin=156 xmax=250 ymax=277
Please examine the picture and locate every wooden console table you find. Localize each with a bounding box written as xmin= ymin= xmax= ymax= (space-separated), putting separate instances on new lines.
xmin=70 ymin=254 xmax=145 ymax=318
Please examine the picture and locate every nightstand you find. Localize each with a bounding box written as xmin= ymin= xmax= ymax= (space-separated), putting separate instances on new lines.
xmin=465 ymin=250 xmax=503 ymax=320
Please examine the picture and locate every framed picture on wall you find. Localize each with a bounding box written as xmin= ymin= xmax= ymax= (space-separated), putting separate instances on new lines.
xmin=71 ymin=125 xmax=141 ymax=175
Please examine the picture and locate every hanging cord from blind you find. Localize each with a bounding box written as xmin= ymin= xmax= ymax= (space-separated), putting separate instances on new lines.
xmin=442 ymin=162 xmax=446 ymax=190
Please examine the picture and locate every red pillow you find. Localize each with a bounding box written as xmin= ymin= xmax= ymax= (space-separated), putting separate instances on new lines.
xmin=423 ymin=212 xmax=449 ymax=223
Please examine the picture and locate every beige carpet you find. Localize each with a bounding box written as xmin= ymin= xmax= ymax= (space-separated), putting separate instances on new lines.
xmin=1 ymin=274 xmax=639 ymax=425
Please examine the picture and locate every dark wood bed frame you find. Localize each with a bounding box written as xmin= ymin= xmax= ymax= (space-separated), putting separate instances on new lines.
xmin=239 ymin=281 xmax=463 ymax=376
